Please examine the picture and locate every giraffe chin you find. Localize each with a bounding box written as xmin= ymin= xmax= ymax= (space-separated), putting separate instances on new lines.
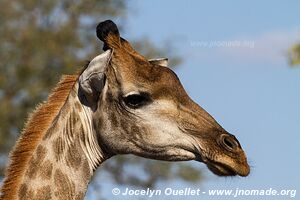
xmin=206 ymin=162 xmax=238 ymax=176
xmin=205 ymin=160 xmax=250 ymax=177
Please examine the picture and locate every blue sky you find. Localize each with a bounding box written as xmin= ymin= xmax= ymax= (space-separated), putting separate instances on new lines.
xmin=89 ymin=0 xmax=300 ymax=199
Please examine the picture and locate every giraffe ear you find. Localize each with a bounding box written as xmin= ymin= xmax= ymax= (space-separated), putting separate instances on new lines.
xmin=97 ymin=20 xmax=121 ymax=50
xmin=78 ymin=49 xmax=112 ymax=110
xmin=149 ymin=58 xmax=168 ymax=67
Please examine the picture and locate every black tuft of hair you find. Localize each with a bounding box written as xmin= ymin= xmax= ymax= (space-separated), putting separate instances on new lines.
xmin=96 ymin=20 xmax=119 ymax=42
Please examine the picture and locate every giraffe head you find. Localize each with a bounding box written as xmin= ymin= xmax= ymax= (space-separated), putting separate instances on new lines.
xmin=78 ymin=20 xmax=250 ymax=177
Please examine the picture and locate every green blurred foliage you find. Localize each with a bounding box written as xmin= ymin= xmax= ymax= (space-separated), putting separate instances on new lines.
xmin=0 ymin=0 xmax=201 ymax=190
xmin=288 ymin=43 xmax=300 ymax=66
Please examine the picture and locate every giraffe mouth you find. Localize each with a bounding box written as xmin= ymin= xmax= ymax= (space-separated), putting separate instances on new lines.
xmin=192 ymin=147 xmax=250 ymax=177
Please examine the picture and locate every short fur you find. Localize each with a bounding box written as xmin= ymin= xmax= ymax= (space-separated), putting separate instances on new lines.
xmin=0 ymin=75 xmax=78 ymax=200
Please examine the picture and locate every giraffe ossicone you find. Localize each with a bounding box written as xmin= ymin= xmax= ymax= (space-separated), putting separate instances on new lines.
xmin=0 ymin=20 xmax=250 ymax=200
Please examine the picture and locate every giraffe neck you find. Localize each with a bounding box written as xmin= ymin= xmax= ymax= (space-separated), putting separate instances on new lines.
xmin=15 ymin=83 xmax=107 ymax=200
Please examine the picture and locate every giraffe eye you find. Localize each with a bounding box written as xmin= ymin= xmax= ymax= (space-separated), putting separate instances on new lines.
xmin=123 ymin=92 xmax=151 ymax=109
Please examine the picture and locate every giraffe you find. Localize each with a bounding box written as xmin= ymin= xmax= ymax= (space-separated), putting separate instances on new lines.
xmin=0 ymin=20 xmax=250 ymax=200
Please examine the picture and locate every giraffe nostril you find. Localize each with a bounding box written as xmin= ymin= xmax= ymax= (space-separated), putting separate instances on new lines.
xmin=220 ymin=134 xmax=239 ymax=151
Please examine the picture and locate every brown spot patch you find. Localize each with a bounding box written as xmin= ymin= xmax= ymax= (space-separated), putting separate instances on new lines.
xmin=66 ymin=143 xmax=82 ymax=170
xmin=26 ymin=145 xmax=46 ymax=179
xmin=54 ymin=169 xmax=76 ymax=199
xmin=36 ymin=145 xmax=47 ymax=157
xmin=34 ymin=186 xmax=51 ymax=200
xmin=18 ymin=183 xmax=34 ymax=200
xmin=40 ymin=160 xmax=53 ymax=180
xmin=82 ymin=158 xmax=91 ymax=180
xmin=52 ymin=137 xmax=65 ymax=161
xmin=79 ymin=126 xmax=86 ymax=144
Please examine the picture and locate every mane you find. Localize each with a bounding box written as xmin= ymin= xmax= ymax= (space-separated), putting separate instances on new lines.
xmin=0 ymin=75 xmax=78 ymax=199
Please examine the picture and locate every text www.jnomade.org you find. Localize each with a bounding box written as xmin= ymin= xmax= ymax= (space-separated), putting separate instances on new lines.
xmin=112 ymin=187 xmax=296 ymax=198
